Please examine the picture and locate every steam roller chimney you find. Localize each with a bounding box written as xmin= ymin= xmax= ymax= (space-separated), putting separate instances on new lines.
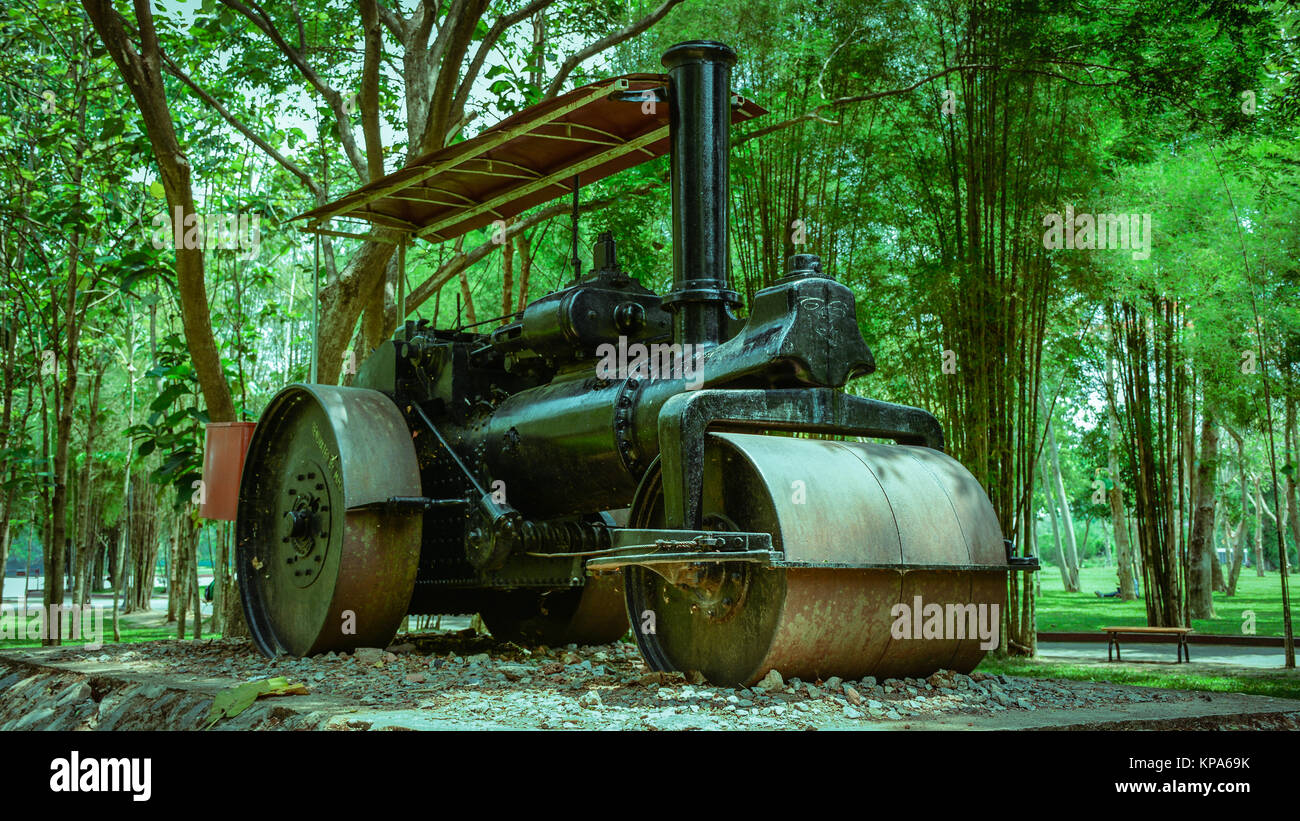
xmin=661 ymin=41 xmax=741 ymax=350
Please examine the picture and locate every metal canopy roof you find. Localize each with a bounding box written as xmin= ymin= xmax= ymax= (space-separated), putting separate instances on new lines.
xmin=296 ymin=73 xmax=766 ymax=244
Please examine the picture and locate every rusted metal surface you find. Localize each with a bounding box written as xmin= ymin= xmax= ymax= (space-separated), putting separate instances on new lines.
xmin=563 ymin=574 xmax=629 ymax=644
xmin=199 ymin=422 xmax=256 ymax=521
xmin=477 ymin=574 xmax=627 ymax=646
xmin=236 ymin=385 xmax=422 ymax=656
xmin=626 ymin=433 xmax=1007 ymax=686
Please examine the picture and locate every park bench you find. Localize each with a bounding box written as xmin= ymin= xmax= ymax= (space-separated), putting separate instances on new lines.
xmin=1102 ymin=626 xmax=1192 ymax=663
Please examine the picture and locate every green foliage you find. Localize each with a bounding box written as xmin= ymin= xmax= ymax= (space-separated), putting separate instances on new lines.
xmin=124 ymin=335 xmax=208 ymax=511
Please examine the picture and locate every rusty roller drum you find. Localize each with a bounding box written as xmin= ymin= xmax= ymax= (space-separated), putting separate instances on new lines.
xmin=476 ymin=575 xmax=628 ymax=646
xmin=477 ymin=509 xmax=629 ymax=646
xmin=236 ymin=385 xmax=422 ymax=656
xmin=625 ymin=432 xmax=1006 ymax=687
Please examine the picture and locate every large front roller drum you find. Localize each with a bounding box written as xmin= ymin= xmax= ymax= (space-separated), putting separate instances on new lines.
xmin=625 ymin=433 xmax=1006 ymax=686
xmin=236 ymin=385 xmax=422 ymax=657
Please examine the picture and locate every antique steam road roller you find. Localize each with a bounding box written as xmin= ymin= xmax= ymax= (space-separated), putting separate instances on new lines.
xmin=230 ymin=41 xmax=1037 ymax=686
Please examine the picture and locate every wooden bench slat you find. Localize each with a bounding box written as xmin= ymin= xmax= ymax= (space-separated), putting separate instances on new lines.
xmin=1104 ymin=626 xmax=1192 ymax=663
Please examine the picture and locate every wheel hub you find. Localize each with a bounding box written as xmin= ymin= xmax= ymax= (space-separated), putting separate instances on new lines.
xmin=669 ymin=514 xmax=750 ymax=622
xmin=279 ymin=460 xmax=334 ymax=588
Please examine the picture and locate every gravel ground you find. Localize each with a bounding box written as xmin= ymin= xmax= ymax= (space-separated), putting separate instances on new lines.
xmin=10 ymin=631 xmax=1212 ymax=730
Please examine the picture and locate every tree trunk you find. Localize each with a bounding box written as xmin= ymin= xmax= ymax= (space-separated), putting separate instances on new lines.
xmin=1040 ymin=457 xmax=1071 ymax=590
xmin=166 ymin=513 xmax=179 ymax=621
xmin=219 ymin=509 xmax=249 ymax=639
xmin=1227 ymin=516 xmax=1245 ymax=594
xmin=83 ymin=0 xmax=235 ymax=423
xmin=1226 ymin=438 xmax=1247 ymax=596
xmin=0 ymin=526 xmax=9 ymax=599
xmin=212 ymin=522 xmax=226 ymax=635
xmin=1110 ymin=298 xmax=1183 ymax=626
xmin=191 ymin=523 xmax=202 ymax=639
xmin=175 ymin=514 xmax=197 ymax=639
xmin=316 ymin=238 xmax=398 ymax=385
xmin=112 ymin=523 xmax=125 ymax=642
xmin=1187 ymin=412 xmax=1218 ymax=619
xmin=175 ymin=531 xmax=186 ymax=638
xmin=38 ymin=382 xmax=51 ymax=609
xmin=0 ymin=308 xmax=20 ymax=596
xmin=45 ymin=62 xmax=91 ymax=645
xmin=1107 ymin=352 xmax=1136 ymax=599
xmin=530 ymin=12 xmax=546 ymax=94
xmin=1044 ymin=410 xmax=1080 ymax=590
xmin=0 ymin=499 xmax=9 ymax=600
xmin=358 ymin=250 xmax=403 ymax=359
xmin=1179 ymin=367 xmax=1194 ymax=619
xmin=75 ymin=362 xmax=104 ymax=606
xmin=457 ymin=269 xmax=477 ymax=326
xmin=1253 ymin=476 xmax=1269 ymax=577
xmin=1210 ymin=511 xmax=1227 ymax=593
xmin=223 ymin=579 xmax=250 ymax=638
xmin=92 ymin=530 xmax=108 ymax=592
xmin=1286 ymin=387 xmax=1299 ymax=574
xmin=126 ymin=471 xmax=158 ymax=612
xmin=516 ymin=232 xmax=532 ymax=308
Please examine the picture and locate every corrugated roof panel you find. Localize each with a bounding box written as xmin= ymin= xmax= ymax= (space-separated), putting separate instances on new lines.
xmin=296 ymin=73 xmax=765 ymax=243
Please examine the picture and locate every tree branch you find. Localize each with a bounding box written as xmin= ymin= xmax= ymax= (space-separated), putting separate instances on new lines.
xmin=452 ymin=0 xmax=555 ymax=118
xmin=289 ymin=0 xmax=306 ymax=51
xmin=1254 ymin=475 xmax=1278 ymax=522
xmin=359 ymin=0 xmax=385 ymax=181
xmin=425 ymin=0 xmax=469 ymax=76
xmin=542 ymin=0 xmax=685 ymax=99
xmin=445 ymin=110 xmax=477 ymax=144
xmin=733 ymin=63 xmax=994 ymax=147
xmin=159 ymin=52 xmax=322 ymax=198
xmin=419 ymin=0 xmax=488 ymax=154
xmin=412 ymin=0 xmax=439 ymax=52
xmin=218 ymin=0 xmax=368 ymax=179
xmin=374 ymin=0 xmax=407 ymax=40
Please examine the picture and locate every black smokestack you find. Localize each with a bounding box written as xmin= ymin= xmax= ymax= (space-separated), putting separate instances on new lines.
xmin=661 ymin=41 xmax=740 ymax=349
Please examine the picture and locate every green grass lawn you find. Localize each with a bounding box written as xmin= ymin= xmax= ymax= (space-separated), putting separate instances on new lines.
xmin=981 ymin=565 xmax=1300 ymax=698
xmin=1037 ymin=564 xmax=1296 ymax=637
xmin=976 ymin=654 xmax=1300 ymax=700
xmin=0 ymin=608 xmax=207 ymax=650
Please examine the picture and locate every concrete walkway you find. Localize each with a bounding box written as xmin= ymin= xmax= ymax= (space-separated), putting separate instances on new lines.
xmin=1038 ymin=640 xmax=1292 ymax=669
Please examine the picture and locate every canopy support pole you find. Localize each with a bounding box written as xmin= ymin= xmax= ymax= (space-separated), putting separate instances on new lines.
xmin=570 ymin=173 xmax=580 ymax=282
xmin=397 ymin=233 xmax=408 ymax=328
xmin=311 ymin=232 xmax=320 ymax=384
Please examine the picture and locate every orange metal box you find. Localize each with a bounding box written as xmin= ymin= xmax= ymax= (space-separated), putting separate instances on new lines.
xmin=200 ymin=421 xmax=256 ymax=521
